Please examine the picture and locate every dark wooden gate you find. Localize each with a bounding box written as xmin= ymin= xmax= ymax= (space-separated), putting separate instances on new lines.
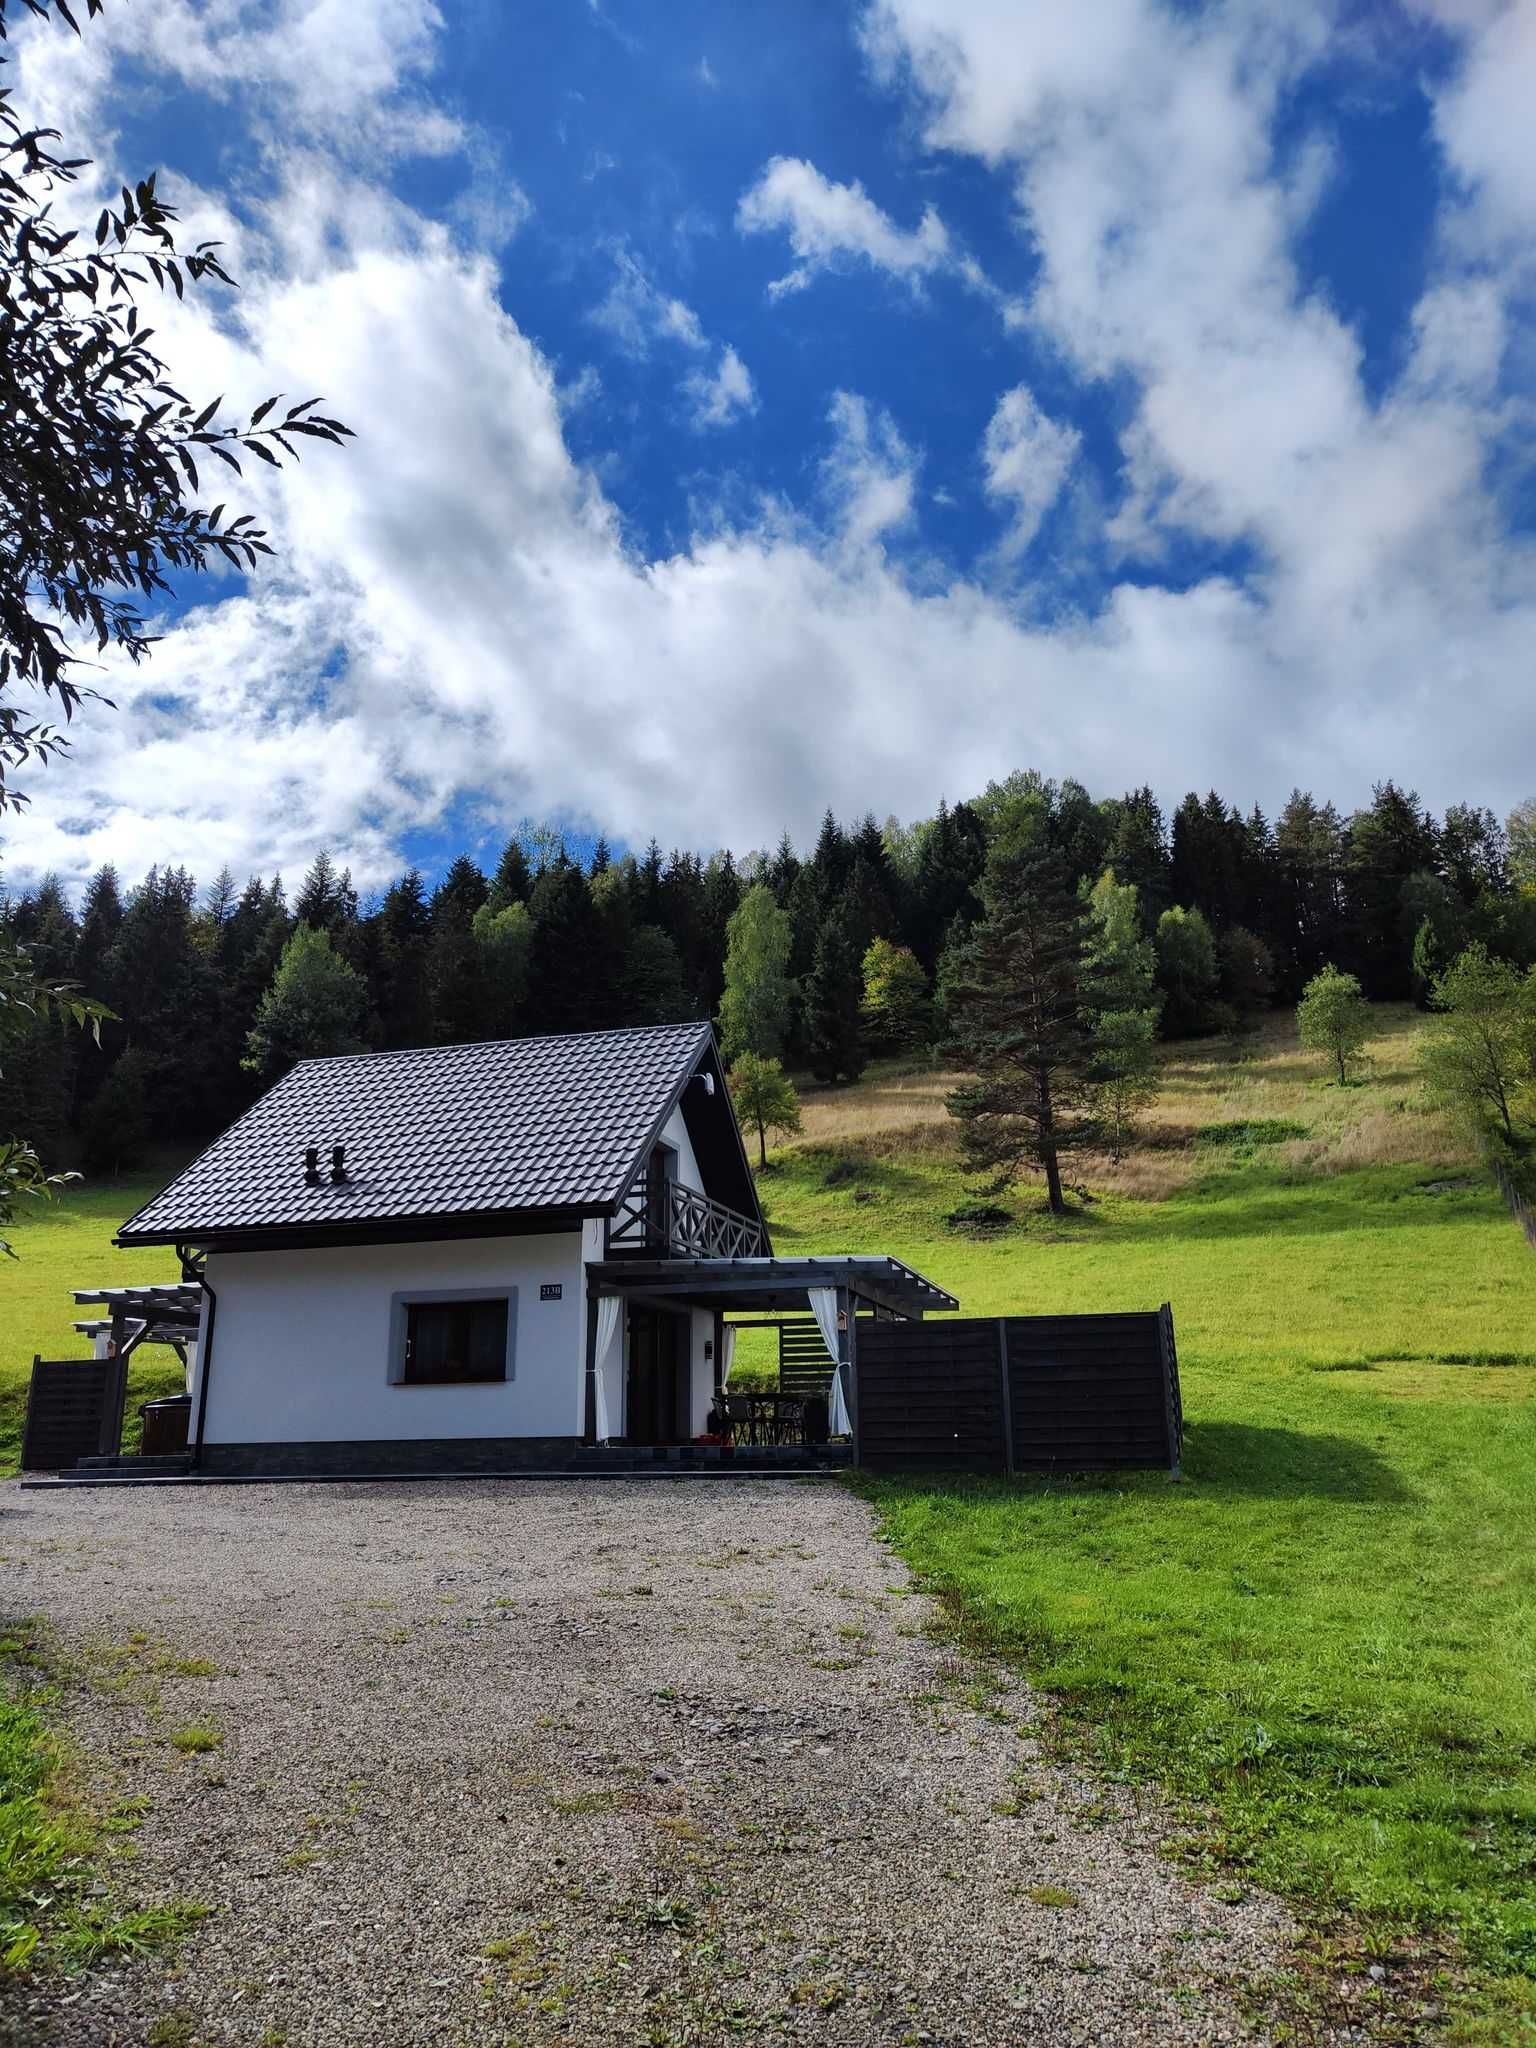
xmin=20 ymin=1356 xmax=115 ymax=1473
xmin=855 ymin=1306 xmax=1182 ymax=1475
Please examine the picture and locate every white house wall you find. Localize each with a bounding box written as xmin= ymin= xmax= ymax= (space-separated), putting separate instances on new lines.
xmin=658 ymin=1104 xmax=704 ymax=1194
xmin=196 ymin=1233 xmax=586 ymax=1444
xmin=689 ymin=1308 xmax=716 ymax=1435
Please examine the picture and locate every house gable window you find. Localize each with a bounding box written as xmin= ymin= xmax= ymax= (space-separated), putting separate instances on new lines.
xmin=389 ymin=1288 xmax=516 ymax=1386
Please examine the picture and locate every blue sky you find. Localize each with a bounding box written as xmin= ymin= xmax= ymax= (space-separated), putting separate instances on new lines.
xmin=8 ymin=0 xmax=1536 ymax=892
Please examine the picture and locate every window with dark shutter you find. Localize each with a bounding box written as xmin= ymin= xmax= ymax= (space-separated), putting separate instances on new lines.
xmin=402 ymin=1298 xmax=509 ymax=1384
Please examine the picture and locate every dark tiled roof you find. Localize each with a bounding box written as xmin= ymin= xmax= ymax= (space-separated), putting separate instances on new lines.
xmin=118 ymin=1022 xmax=714 ymax=1244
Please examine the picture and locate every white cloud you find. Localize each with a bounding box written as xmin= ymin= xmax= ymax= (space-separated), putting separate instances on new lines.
xmin=589 ymin=247 xmax=708 ymax=356
xmin=862 ymin=0 xmax=1530 ymax=622
xmin=8 ymin=0 xmax=1536 ymax=905
xmin=696 ymin=55 xmax=718 ymax=89
xmin=11 ymin=0 xmax=456 ymax=159
xmin=737 ymin=156 xmax=950 ymax=296
xmin=981 ymin=386 xmax=1080 ymax=553
xmin=684 ymin=346 xmax=758 ymax=430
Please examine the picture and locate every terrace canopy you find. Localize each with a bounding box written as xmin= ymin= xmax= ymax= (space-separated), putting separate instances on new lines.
xmin=585 ymin=1254 xmax=958 ymax=1320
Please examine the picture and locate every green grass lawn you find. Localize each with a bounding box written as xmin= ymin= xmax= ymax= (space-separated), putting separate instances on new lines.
xmin=0 ymin=1172 xmax=187 ymax=1473
xmin=755 ymin=1033 xmax=1536 ymax=2034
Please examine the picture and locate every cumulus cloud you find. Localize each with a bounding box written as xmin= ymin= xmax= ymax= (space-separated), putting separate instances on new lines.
xmin=981 ymin=387 xmax=1080 ymax=554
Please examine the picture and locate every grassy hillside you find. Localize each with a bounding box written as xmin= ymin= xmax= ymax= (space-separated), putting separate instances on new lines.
xmin=761 ymin=1007 xmax=1536 ymax=2035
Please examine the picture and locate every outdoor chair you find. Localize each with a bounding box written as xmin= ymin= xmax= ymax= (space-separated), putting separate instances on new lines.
xmin=723 ymin=1393 xmax=758 ymax=1446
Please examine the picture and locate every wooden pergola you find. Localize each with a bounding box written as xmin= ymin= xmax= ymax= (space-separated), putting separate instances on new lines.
xmin=70 ymin=1282 xmax=203 ymax=1457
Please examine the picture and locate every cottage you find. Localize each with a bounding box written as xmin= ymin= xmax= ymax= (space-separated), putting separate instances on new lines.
xmin=111 ymin=1021 xmax=957 ymax=1476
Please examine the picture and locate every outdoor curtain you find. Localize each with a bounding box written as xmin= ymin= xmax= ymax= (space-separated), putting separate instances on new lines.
xmin=721 ymin=1325 xmax=737 ymax=1382
xmin=592 ymin=1295 xmax=621 ymax=1443
xmin=808 ymin=1286 xmax=853 ymax=1438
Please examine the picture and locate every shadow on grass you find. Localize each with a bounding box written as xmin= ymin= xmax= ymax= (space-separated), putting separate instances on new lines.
xmin=1182 ymin=1421 xmax=1414 ymax=1502
xmin=867 ymin=1425 xmax=1413 ymax=1507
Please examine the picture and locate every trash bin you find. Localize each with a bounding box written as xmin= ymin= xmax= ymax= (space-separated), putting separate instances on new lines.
xmin=140 ymin=1394 xmax=191 ymax=1456
xmin=802 ymin=1393 xmax=830 ymax=1445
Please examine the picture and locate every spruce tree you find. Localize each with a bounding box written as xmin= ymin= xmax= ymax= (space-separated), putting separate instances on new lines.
xmin=804 ymin=906 xmax=867 ymax=1085
xmin=944 ymin=845 xmax=1092 ymax=1214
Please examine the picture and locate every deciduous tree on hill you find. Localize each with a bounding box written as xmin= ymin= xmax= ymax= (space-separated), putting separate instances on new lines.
xmin=718 ymin=884 xmax=795 ymax=1062
xmin=728 ymin=1053 xmax=802 ymax=1169
xmin=860 ymin=937 xmax=930 ymax=1054
xmin=1420 ymin=944 xmax=1534 ymax=1145
xmin=1296 ymin=964 xmax=1370 ymax=1085
xmin=243 ymin=926 xmax=366 ymax=1082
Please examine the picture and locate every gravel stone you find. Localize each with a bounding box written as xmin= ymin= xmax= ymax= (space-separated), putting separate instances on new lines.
xmin=0 ymin=1479 xmax=1353 ymax=2044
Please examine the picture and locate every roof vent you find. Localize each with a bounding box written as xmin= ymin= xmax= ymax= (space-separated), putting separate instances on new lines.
xmin=330 ymin=1144 xmax=349 ymax=1185
xmin=303 ymin=1146 xmax=321 ymax=1185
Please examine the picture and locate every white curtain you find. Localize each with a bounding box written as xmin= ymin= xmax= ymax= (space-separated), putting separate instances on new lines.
xmin=592 ymin=1295 xmax=621 ymax=1443
xmin=808 ymin=1286 xmax=852 ymax=1438
xmin=721 ymin=1325 xmax=737 ymax=1383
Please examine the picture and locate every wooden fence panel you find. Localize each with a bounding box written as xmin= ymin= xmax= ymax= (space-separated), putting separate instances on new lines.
xmin=856 ymin=1320 xmax=1006 ymax=1472
xmin=20 ymin=1356 xmax=113 ymax=1473
xmin=853 ymin=1309 xmax=1182 ymax=1475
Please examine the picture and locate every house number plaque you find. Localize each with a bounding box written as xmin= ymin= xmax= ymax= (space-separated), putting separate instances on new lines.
xmin=539 ymin=1283 xmax=563 ymax=1301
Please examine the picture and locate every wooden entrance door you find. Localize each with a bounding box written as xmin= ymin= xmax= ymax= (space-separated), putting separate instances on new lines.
xmin=626 ymin=1306 xmax=688 ymax=1444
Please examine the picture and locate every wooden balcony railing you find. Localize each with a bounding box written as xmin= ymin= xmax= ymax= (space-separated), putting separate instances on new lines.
xmin=608 ymin=1174 xmax=767 ymax=1260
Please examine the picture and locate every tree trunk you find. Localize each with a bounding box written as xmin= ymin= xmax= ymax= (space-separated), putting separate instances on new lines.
xmin=1038 ymin=1065 xmax=1065 ymax=1214
xmin=757 ymin=1117 xmax=767 ymax=1169
xmin=1336 ymin=1045 xmax=1346 ymax=1085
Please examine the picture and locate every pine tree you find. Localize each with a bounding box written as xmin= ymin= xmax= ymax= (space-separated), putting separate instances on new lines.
xmin=804 ymin=906 xmax=866 ymax=1085
xmin=523 ymin=864 xmax=603 ymax=1035
xmin=376 ymin=870 xmax=433 ymax=1049
xmin=487 ymin=838 xmax=532 ymax=912
xmin=1104 ymin=786 xmax=1169 ymax=926
xmin=944 ymin=845 xmax=1093 ymax=1214
xmin=431 ymin=855 xmax=489 ymax=932
xmin=620 ymin=925 xmax=691 ymax=1024
xmin=295 ymin=850 xmax=354 ymax=933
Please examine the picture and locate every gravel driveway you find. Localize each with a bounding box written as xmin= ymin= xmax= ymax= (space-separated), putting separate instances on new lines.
xmin=1 ymin=1478 xmax=1357 ymax=2046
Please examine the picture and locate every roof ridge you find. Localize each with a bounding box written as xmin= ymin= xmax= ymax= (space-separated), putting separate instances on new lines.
xmin=285 ymin=1018 xmax=711 ymax=1073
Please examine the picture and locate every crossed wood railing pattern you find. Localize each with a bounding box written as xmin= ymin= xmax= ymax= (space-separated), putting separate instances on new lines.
xmin=609 ymin=1173 xmax=767 ymax=1259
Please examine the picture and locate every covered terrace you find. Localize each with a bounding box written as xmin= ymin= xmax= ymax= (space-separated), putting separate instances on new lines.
xmin=583 ymin=1254 xmax=958 ymax=1459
